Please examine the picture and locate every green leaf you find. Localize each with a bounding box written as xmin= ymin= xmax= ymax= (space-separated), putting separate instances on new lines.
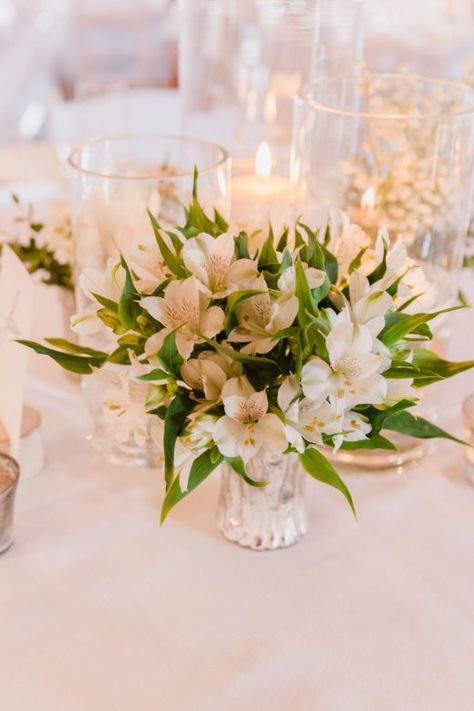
xmin=294 ymin=257 xmax=316 ymax=327
xmin=118 ymin=258 xmax=141 ymax=329
xmin=18 ymin=340 xmax=107 ymax=374
xmin=367 ymin=239 xmax=388 ymax=284
xmin=163 ymin=392 xmax=194 ymax=487
xmin=457 ymin=289 xmax=470 ymax=307
xmin=44 ymin=338 xmax=107 ymax=358
xmin=410 ymin=349 xmax=474 ymax=387
xmin=339 ymin=434 xmax=397 ymax=451
xmin=276 ymin=226 xmax=289 ymax=252
xmin=160 ymin=447 xmax=223 ymax=523
xmin=258 ymin=225 xmax=279 ymax=270
xmin=155 ymin=329 xmax=184 ymax=378
xmin=138 ymin=368 xmax=170 ymax=382
xmin=224 ymin=289 xmax=265 ymax=334
xmin=299 ymin=448 xmax=356 ymax=516
xmin=202 ymin=337 xmax=280 ymax=372
xmin=380 ymin=306 xmax=465 ymax=347
xmin=91 ymin=293 xmax=119 ymax=312
xmin=180 ymin=169 xmax=225 ymax=237
xmin=383 ymin=410 xmax=468 ymax=446
xmin=213 ymin=208 xmax=229 ymax=233
xmin=234 ymin=231 xmax=250 ymax=259
xmin=224 ymin=456 xmax=268 ymax=487
xmin=348 ymin=246 xmax=369 ymax=274
xmin=148 ymin=211 xmax=188 ymax=278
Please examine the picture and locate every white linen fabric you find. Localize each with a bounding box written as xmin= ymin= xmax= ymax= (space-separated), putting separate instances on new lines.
xmin=0 ymin=144 xmax=473 ymax=711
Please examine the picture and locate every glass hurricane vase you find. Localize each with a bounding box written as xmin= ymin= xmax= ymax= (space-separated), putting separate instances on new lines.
xmin=67 ymin=134 xmax=230 ymax=467
xmin=217 ymin=453 xmax=307 ymax=551
xmin=291 ymin=71 xmax=474 ymax=471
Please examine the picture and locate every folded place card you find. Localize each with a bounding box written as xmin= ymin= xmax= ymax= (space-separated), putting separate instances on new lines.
xmin=0 ymin=245 xmax=34 ymax=457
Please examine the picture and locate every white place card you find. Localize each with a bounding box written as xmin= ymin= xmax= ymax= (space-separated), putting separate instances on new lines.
xmin=0 ymin=245 xmax=34 ymax=457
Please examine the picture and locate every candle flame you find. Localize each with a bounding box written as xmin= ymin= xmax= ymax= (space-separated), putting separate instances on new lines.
xmin=255 ymin=142 xmax=272 ymax=179
xmin=264 ymin=93 xmax=277 ymax=124
xmin=361 ymin=186 xmax=376 ymax=210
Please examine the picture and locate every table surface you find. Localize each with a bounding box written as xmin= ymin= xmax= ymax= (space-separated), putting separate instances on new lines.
xmin=0 ymin=143 xmax=474 ymax=711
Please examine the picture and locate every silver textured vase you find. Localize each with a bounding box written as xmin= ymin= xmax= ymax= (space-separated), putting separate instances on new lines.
xmin=217 ymin=453 xmax=307 ymax=551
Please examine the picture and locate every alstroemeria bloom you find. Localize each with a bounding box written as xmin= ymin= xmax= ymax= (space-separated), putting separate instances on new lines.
xmin=340 ymin=411 xmax=371 ymax=445
xmin=347 ymin=271 xmax=393 ymax=337
xmin=71 ymin=258 xmax=125 ymax=335
xmin=301 ymin=310 xmax=388 ymax=410
xmin=383 ymin=378 xmax=418 ymax=407
xmin=181 ymin=351 xmax=242 ymax=403
xmin=141 ymin=277 xmax=224 ymax=359
xmin=277 ymin=265 xmax=326 ymax=296
xmin=228 ymin=276 xmax=298 ymax=354
xmin=126 ymin=235 xmax=171 ymax=294
xmin=182 ymin=232 xmax=258 ymax=297
xmin=214 ymin=377 xmax=287 ymax=463
xmin=328 ymin=212 xmax=369 ymax=279
xmin=277 ymin=375 xmax=305 ymax=453
xmin=102 ymin=355 xmax=166 ymax=447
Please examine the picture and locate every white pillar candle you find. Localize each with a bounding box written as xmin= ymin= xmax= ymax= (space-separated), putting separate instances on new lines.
xmin=231 ymin=142 xmax=291 ymax=245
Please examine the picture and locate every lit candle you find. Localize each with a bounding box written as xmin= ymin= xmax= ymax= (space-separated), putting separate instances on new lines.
xmin=231 ymin=142 xmax=291 ymax=242
xmin=350 ymin=185 xmax=381 ymax=238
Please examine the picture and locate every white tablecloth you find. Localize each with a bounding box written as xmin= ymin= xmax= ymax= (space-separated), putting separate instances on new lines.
xmin=1 ymin=144 xmax=474 ymax=711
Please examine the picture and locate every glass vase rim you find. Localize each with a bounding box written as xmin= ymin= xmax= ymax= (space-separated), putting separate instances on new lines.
xmin=67 ymin=133 xmax=230 ymax=181
xmin=297 ymin=73 xmax=474 ymax=121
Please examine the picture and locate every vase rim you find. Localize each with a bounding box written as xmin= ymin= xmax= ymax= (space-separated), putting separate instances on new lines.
xmin=297 ymin=73 xmax=474 ymax=121
xmin=67 ymin=133 xmax=230 ymax=181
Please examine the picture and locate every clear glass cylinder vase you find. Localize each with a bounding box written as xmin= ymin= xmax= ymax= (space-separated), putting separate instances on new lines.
xmin=179 ymin=0 xmax=318 ymax=174
xmin=67 ymin=135 xmax=231 ymax=466
xmin=217 ymin=453 xmax=307 ymax=551
xmin=291 ymin=71 xmax=474 ymax=470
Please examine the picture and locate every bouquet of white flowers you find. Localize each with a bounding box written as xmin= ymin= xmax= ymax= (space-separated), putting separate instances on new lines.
xmin=1 ymin=196 xmax=73 ymax=290
xmin=21 ymin=179 xmax=474 ymax=522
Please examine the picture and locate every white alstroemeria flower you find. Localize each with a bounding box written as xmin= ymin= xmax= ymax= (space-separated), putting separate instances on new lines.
xmin=228 ymin=276 xmax=298 ymax=354
xmin=182 ymin=232 xmax=258 ymax=297
xmin=71 ymin=259 xmax=125 ymax=335
xmin=348 ymin=271 xmax=393 ymax=337
xmin=141 ymin=277 xmax=225 ymax=360
xmin=214 ymin=377 xmax=287 ymax=463
xmin=181 ymin=351 xmax=242 ymax=402
xmin=277 ymin=375 xmax=305 ymax=453
xmin=102 ymin=356 xmax=166 ymax=447
xmin=40 ymin=200 xmax=73 ymax=266
xmin=384 ymin=378 xmax=418 ymax=407
xmin=126 ymin=235 xmax=171 ymax=294
xmin=328 ymin=212 xmax=370 ymax=279
xmin=277 ymin=265 xmax=326 ymax=296
xmin=296 ymin=398 xmax=343 ymax=446
xmin=301 ymin=310 xmax=388 ymax=410
xmin=340 ymin=411 xmax=371 ymax=445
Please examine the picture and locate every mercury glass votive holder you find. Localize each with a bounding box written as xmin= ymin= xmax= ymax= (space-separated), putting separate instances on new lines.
xmin=0 ymin=453 xmax=20 ymax=555
xmin=67 ymin=134 xmax=231 ymax=467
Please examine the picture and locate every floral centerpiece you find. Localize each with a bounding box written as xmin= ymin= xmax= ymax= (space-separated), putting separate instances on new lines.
xmin=21 ymin=178 xmax=474 ymax=549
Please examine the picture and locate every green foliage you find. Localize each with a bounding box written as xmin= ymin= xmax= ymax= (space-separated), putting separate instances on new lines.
xmin=160 ymin=447 xmax=223 ymax=523
xmin=18 ymin=340 xmax=107 ymax=374
xmin=299 ymin=448 xmax=356 ymax=516
xmin=8 ymin=239 xmax=73 ymax=290
xmin=163 ymin=392 xmax=194 ymax=487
